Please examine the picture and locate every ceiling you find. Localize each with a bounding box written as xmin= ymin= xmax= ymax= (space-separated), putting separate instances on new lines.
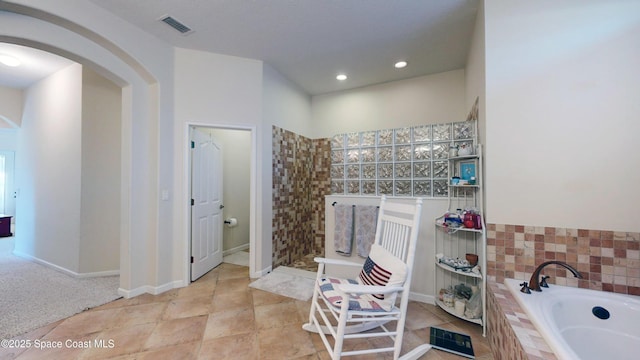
xmin=0 ymin=43 xmax=75 ymax=89
xmin=0 ymin=0 xmax=478 ymax=95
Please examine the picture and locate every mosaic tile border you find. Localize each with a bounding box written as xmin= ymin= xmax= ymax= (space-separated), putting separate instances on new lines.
xmin=486 ymin=223 xmax=640 ymax=295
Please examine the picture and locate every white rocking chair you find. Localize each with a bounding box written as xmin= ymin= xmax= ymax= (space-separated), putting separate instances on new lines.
xmin=302 ymin=196 xmax=431 ymax=359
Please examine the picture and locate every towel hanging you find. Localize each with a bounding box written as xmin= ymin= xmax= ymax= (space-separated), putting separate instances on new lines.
xmin=355 ymin=205 xmax=380 ymax=258
xmin=333 ymin=204 xmax=355 ymax=256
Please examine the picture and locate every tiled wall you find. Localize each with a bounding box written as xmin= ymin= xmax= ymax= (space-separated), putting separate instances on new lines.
xmin=486 ymin=223 xmax=640 ymax=295
xmin=272 ymin=126 xmax=331 ymax=267
xmin=487 ymin=282 xmax=557 ymax=360
xmin=486 ymin=223 xmax=640 ymax=358
xmin=309 ymin=137 xmax=332 ymax=255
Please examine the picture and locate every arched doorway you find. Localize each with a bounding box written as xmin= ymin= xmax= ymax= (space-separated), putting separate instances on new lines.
xmin=0 ymin=3 xmax=167 ymax=296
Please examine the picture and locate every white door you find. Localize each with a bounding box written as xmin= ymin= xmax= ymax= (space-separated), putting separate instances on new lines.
xmin=190 ymin=127 xmax=224 ymax=281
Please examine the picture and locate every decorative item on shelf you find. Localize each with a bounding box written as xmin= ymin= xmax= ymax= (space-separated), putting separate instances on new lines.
xmin=448 ymin=143 xmax=458 ymax=158
xmin=459 ymin=161 xmax=476 ymax=181
xmin=454 ymin=298 xmax=466 ymax=316
xmin=443 ymin=290 xmax=455 ymax=307
xmin=473 ymin=213 xmax=482 ymax=230
xmin=454 ymin=283 xmax=473 ymax=299
xmin=442 ymin=212 xmax=463 ymax=228
xmin=438 ymin=254 xmax=474 ymax=271
xmin=463 ymin=212 xmax=475 ymax=228
xmin=463 ymin=209 xmax=482 ymax=230
xmin=451 ymin=176 xmax=460 ymax=185
xmin=465 ymin=253 xmax=479 ymax=266
xmin=464 ymin=288 xmax=482 ymax=319
xmin=469 ymin=176 xmax=476 ymax=185
xmin=457 ymin=142 xmax=473 ymax=156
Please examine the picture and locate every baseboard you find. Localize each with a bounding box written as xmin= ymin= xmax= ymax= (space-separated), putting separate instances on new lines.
xmin=75 ymin=269 xmax=120 ymax=278
xmin=410 ymin=292 xmax=435 ymax=305
xmin=223 ymin=243 xmax=249 ymax=256
xmin=274 ymin=266 xmax=317 ymax=279
xmin=118 ymin=280 xmax=183 ymax=299
xmin=251 ymin=265 xmax=272 ymax=278
xmin=12 ymin=250 xmax=119 ymax=278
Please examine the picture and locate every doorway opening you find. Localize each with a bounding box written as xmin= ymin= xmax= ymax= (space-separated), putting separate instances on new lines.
xmin=187 ymin=124 xmax=255 ymax=282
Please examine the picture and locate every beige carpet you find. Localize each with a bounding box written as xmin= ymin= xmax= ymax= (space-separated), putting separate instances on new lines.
xmin=0 ymin=251 xmax=120 ymax=339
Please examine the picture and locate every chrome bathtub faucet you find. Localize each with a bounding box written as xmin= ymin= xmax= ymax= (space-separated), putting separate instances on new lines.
xmin=528 ymin=261 xmax=583 ymax=292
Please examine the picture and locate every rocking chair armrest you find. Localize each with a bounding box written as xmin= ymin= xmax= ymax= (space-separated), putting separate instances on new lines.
xmin=337 ymin=283 xmax=404 ymax=295
xmin=313 ymin=257 xmax=363 ymax=268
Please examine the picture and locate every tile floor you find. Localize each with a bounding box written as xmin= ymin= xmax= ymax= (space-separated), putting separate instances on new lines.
xmin=1 ymin=262 xmax=493 ymax=360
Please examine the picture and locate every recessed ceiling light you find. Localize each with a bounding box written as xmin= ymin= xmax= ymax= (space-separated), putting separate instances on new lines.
xmin=336 ymin=74 xmax=347 ymax=81
xmin=394 ymin=61 xmax=408 ymax=69
xmin=0 ymin=54 xmax=21 ymax=67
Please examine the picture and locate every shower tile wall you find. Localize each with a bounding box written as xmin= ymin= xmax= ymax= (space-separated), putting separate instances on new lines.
xmin=272 ymin=126 xmax=331 ymax=268
xmin=486 ymin=223 xmax=640 ymax=295
xmin=309 ymin=138 xmax=332 ymax=254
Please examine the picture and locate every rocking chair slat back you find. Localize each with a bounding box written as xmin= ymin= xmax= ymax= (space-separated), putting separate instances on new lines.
xmin=303 ymin=196 xmax=431 ymax=360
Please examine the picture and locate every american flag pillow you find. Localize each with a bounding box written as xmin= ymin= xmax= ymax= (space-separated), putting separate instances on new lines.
xmin=357 ymin=244 xmax=407 ymax=311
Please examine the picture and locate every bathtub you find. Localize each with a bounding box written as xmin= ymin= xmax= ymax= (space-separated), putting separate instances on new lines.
xmin=505 ymin=278 xmax=640 ymax=360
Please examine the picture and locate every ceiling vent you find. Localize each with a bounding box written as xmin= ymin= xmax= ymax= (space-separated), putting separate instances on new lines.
xmin=158 ymin=15 xmax=194 ymax=35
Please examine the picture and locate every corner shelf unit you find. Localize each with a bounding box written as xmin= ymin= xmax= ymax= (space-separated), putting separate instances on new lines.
xmin=434 ymin=145 xmax=487 ymax=335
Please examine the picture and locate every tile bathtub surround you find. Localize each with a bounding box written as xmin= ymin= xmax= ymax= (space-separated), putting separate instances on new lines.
xmin=487 ymin=281 xmax=557 ymax=360
xmin=485 ymin=224 xmax=639 ymax=359
xmin=486 ymin=223 xmax=640 ymax=295
xmin=272 ymin=126 xmax=331 ymax=268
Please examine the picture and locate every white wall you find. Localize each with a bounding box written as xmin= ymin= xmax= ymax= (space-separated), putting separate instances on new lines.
xmin=0 ymin=86 xmax=23 ymax=128
xmin=210 ymin=128 xmax=251 ymax=253
xmin=0 ymin=130 xmax=17 ymax=151
xmin=80 ymin=67 xmax=121 ymax=273
xmin=13 ymin=65 xmax=121 ymax=275
xmin=14 ymin=64 xmax=82 ymax=272
xmin=2 ymin=1 xmax=175 ymax=295
xmin=263 ymin=64 xmax=313 ymax=137
xmin=464 ymin=1 xmax=486 ymax=145
xmin=484 ymin=0 xmax=640 ymax=231
xmin=173 ymin=48 xmax=265 ymax=277
xmin=262 ymin=63 xmax=313 ymax=273
xmin=311 ymin=70 xmax=466 ymax=138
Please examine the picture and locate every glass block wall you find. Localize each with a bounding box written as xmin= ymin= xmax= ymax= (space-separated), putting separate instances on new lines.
xmin=330 ymin=121 xmax=476 ymax=197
